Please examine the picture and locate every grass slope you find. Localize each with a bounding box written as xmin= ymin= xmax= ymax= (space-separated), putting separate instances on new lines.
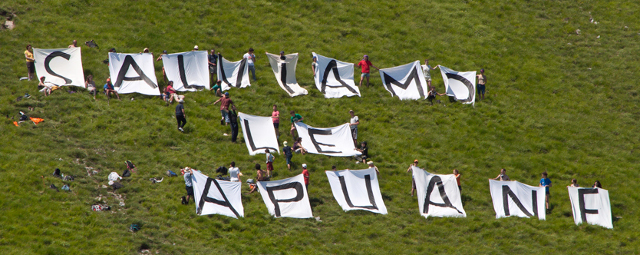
xmin=1 ymin=0 xmax=640 ymax=254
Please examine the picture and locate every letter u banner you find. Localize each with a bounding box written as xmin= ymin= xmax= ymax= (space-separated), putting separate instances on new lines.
xmin=413 ymin=166 xmax=466 ymax=218
xmin=326 ymin=168 xmax=387 ymax=214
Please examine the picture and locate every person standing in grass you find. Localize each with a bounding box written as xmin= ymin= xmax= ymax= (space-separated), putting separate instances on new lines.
xmin=349 ymin=110 xmax=359 ymax=146
xmin=283 ymin=141 xmax=293 ymax=171
xmin=213 ymin=92 xmax=234 ymax=126
xmin=302 ymin=164 xmax=310 ymax=189
xmin=229 ymin=161 xmax=242 ymax=182
xmin=357 ymin=55 xmax=379 ymax=87
xmin=265 ymin=149 xmax=274 ymax=177
xmin=229 ymin=105 xmax=239 ymax=142
xmin=85 ymin=75 xmax=97 ymax=100
xmin=208 ymin=49 xmax=218 ymax=84
xmin=244 ymin=48 xmax=257 ymax=80
xmin=183 ymin=168 xmax=195 ymax=205
xmin=289 ymin=110 xmax=304 ymax=137
xmin=421 ymin=60 xmax=438 ymax=89
xmin=104 ymin=78 xmax=121 ymax=100
xmin=272 ymin=105 xmax=280 ymax=139
xmin=539 ymin=172 xmax=552 ymax=210
xmin=493 ymin=168 xmax=510 ymax=181
xmin=24 ymin=45 xmax=35 ymax=81
xmin=453 ymin=169 xmax=461 ymax=191
xmin=175 ymin=100 xmax=186 ymax=132
xmin=311 ymin=56 xmax=318 ymax=77
xmin=407 ymin=159 xmax=419 ymax=196
xmin=476 ymin=69 xmax=486 ymax=101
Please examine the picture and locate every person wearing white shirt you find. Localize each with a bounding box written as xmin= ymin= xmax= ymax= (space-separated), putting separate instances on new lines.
xmin=349 ymin=110 xmax=359 ymax=146
xmin=243 ymin=48 xmax=257 ymax=80
xmin=228 ymin=161 xmax=242 ymax=182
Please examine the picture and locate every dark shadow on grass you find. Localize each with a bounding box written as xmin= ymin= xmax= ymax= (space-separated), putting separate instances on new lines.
xmin=309 ymin=197 xmax=323 ymax=208
xmin=381 ymin=193 xmax=393 ymax=201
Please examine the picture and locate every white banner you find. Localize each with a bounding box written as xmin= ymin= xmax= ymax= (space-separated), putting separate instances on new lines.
xmin=238 ymin=112 xmax=280 ymax=156
xmin=162 ymin=51 xmax=209 ymax=91
xmin=192 ymin=171 xmax=244 ymax=218
xmin=312 ymin=52 xmax=360 ymax=98
xmin=266 ymin=52 xmax=308 ymax=97
xmin=257 ymin=174 xmax=313 ymax=218
xmin=489 ymin=180 xmax=546 ymax=220
xmin=33 ymin=48 xmax=85 ymax=87
xmin=439 ymin=66 xmax=476 ymax=105
xmin=217 ymin=56 xmax=251 ymax=91
xmin=108 ymin=53 xmax=160 ymax=95
xmin=379 ymin=61 xmax=428 ymax=100
xmin=412 ymin=166 xmax=466 ymax=218
xmin=568 ymin=187 xmax=613 ymax=229
xmin=325 ymin=168 xmax=387 ymax=214
xmin=295 ymin=122 xmax=361 ymax=157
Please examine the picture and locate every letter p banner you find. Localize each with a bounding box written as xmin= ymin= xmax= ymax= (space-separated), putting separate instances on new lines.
xmin=266 ymin=182 xmax=304 ymax=217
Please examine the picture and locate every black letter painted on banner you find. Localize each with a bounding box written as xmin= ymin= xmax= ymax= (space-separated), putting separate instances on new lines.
xmin=382 ymin=66 xmax=425 ymax=98
xmin=218 ymin=57 xmax=247 ymax=88
xmin=423 ymin=176 xmax=463 ymax=214
xmin=308 ymin=128 xmax=341 ymax=154
xmin=197 ymin=178 xmax=240 ymax=217
xmin=113 ymin=55 xmax=158 ymax=88
xmin=320 ymin=60 xmax=358 ymax=95
xmin=266 ymin=182 xmax=305 ymax=217
xmin=578 ymin=188 xmax=600 ymax=223
xmin=177 ymin=55 xmax=205 ymax=90
xmin=502 ymin=185 xmax=538 ymax=217
xmin=243 ymin=119 xmax=279 ymax=153
xmin=339 ymin=174 xmax=378 ymax=210
xmin=445 ymin=73 xmax=475 ymax=103
xmin=44 ymin=51 xmax=72 ymax=84
xmin=280 ymin=62 xmax=295 ymax=94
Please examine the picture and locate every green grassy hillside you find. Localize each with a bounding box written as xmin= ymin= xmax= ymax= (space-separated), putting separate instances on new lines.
xmin=1 ymin=0 xmax=639 ymax=254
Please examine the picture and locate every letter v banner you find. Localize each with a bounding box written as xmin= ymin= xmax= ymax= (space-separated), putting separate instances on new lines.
xmin=34 ymin=48 xmax=85 ymax=87
xmin=257 ymin=174 xmax=313 ymax=218
xmin=108 ymin=53 xmax=160 ymax=95
xmin=379 ymin=61 xmax=428 ymax=100
xmin=326 ymin=168 xmax=387 ymax=214
xmin=191 ymin=171 xmax=244 ymax=218
xmin=412 ymin=166 xmax=466 ymax=218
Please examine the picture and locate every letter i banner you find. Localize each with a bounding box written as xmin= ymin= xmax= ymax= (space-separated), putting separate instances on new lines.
xmin=34 ymin=48 xmax=85 ymax=87
xmin=191 ymin=170 xmax=244 ymax=218
xmin=379 ymin=61 xmax=428 ymax=100
xmin=326 ymin=168 xmax=387 ymax=214
xmin=568 ymin=187 xmax=613 ymax=229
xmin=257 ymin=174 xmax=313 ymax=218
xmin=265 ymin=52 xmax=308 ymax=97
xmin=412 ymin=166 xmax=466 ymax=218
xmin=489 ymin=180 xmax=546 ymax=220
xmin=162 ymin=51 xmax=210 ymax=91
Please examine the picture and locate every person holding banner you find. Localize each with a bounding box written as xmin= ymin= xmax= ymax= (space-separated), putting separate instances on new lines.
xmin=476 ymin=69 xmax=487 ymax=101
xmin=24 ymin=45 xmax=35 ymax=81
xmin=568 ymin=179 xmax=579 ymax=187
xmin=85 ymin=75 xmax=97 ymax=100
xmin=183 ymin=168 xmax=195 ymax=205
xmin=493 ymin=168 xmax=510 ymax=181
xmin=539 ymin=172 xmax=552 ymax=210
xmin=103 ymin=78 xmax=121 ymax=100
xmin=357 ymin=55 xmax=379 ymax=87
xmin=289 ymin=110 xmax=304 ymax=137
xmin=407 ymin=159 xmax=419 ymax=196
xmin=243 ymin=48 xmax=257 ymax=81
xmin=156 ymin=50 xmax=168 ymax=83
xmin=68 ymin=40 xmax=78 ymax=48
xmin=454 ymin=169 xmax=461 ymax=191
xmin=208 ymin=49 xmax=218 ymax=84
xmin=421 ymin=60 xmax=438 ymax=88
xmin=349 ymin=110 xmax=359 ymax=146
xmin=367 ymin=161 xmax=380 ymax=175
xmin=311 ymin=56 xmax=318 ymax=77
xmin=593 ymin=180 xmax=602 ymax=188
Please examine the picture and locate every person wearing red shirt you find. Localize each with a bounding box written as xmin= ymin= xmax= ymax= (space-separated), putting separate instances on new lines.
xmin=357 ymin=55 xmax=379 ymax=87
xmin=213 ymin=92 xmax=235 ymax=126
xmin=302 ymin=164 xmax=309 ymax=189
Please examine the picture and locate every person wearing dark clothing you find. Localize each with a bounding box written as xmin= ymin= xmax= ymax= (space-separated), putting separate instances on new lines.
xmin=283 ymin=141 xmax=293 ymax=171
xmin=208 ymin=49 xmax=218 ymax=84
xmin=229 ymin=105 xmax=239 ymax=142
xmin=176 ymin=100 xmax=186 ymax=132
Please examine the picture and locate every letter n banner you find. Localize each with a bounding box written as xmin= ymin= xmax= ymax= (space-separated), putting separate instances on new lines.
xmin=568 ymin=187 xmax=613 ymax=229
xmin=489 ymin=180 xmax=545 ymax=220
xmin=191 ymin=171 xmax=244 ymax=218
xmin=257 ymin=174 xmax=313 ymax=218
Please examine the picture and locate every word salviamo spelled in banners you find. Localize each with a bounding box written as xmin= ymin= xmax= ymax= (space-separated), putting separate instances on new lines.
xmin=191 ymin=171 xmax=244 ymax=219
xmin=439 ymin=66 xmax=476 ymax=105
xmin=295 ymin=122 xmax=362 ymax=157
xmin=568 ymin=187 xmax=613 ymax=229
xmin=312 ymin=52 xmax=361 ymax=98
xmin=412 ymin=167 xmax=466 ymax=218
xmin=266 ymin=52 xmax=308 ymax=97
xmin=379 ymin=61 xmax=429 ymax=100
xmin=325 ymin=168 xmax=388 ymax=214
xmin=257 ymin=174 xmax=313 ymax=218
xmin=162 ymin=51 xmax=210 ymax=91
xmin=489 ymin=180 xmax=546 ymax=220
xmin=237 ymin=112 xmax=280 ymax=156
xmin=108 ymin=53 xmax=160 ymax=95
xmin=217 ymin=55 xmax=251 ymax=91
xmin=33 ymin=48 xmax=85 ymax=87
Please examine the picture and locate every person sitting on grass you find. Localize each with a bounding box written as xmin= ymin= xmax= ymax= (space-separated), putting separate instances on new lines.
xmin=211 ymin=80 xmax=223 ymax=97
xmin=293 ymin=137 xmax=307 ymax=155
xmin=164 ymin=81 xmax=183 ymax=104
xmin=427 ymin=86 xmax=445 ymax=105
xmin=249 ymin=164 xmax=269 ymax=193
xmin=104 ymin=78 xmax=121 ymax=100
xmin=38 ymin=76 xmax=54 ymax=97
xmin=229 ymin=162 xmax=242 ymax=182
xmin=85 ymin=75 xmax=97 ymax=100
xmin=355 ymin=141 xmax=369 ymax=164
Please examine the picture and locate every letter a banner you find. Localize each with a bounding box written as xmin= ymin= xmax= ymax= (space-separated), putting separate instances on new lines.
xmin=266 ymin=52 xmax=308 ymax=97
xmin=191 ymin=171 xmax=244 ymax=218
xmin=108 ymin=53 xmax=160 ymax=95
xmin=489 ymin=180 xmax=546 ymax=220
xmin=33 ymin=48 xmax=85 ymax=87
xmin=412 ymin=166 xmax=466 ymax=218
xmin=568 ymin=187 xmax=613 ymax=229
xmin=312 ymin=52 xmax=360 ymax=98
xmin=379 ymin=61 xmax=428 ymax=100
xmin=295 ymin=122 xmax=361 ymax=157
xmin=162 ymin=51 xmax=210 ymax=91
xmin=257 ymin=174 xmax=313 ymax=218
xmin=439 ymin=66 xmax=476 ymax=105
xmin=326 ymin=168 xmax=387 ymax=214
xmin=238 ymin=112 xmax=280 ymax=156
xmin=217 ymin=56 xmax=251 ymax=91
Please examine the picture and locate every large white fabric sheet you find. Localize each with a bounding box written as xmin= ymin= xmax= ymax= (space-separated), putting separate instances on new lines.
xmin=191 ymin=171 xmax=244 ymax=218
xmin=257 ymin=174 xmax=313 ymax=218
xmin=294 ymin=122 xmax=361 ymax=157
xmin=379 ymin=61 xmax=428 ymax=100
xmin=489 ymin=180 xmax=546 ymax=220
xmin=162 ymin=51 xmax=209 ymax=91
xmin=217 ymin=56 xmax=251 ymax=91
xmin=439 ymin=66 xmax=476 ymax=105
xmin=108 ymin=53 xmax=160 ymax=95
xmin=238 ymin=112 xmax=280 ymax=155
xmin=33 ymin=48 xmax=85 ymax=87
xmin=325 ymin=168 xmax=387 ymax=214
xmin=568 ymin=187 xmax=613 ymax=229
xmin=266 ymin=52 xmax=308 ymax=97
xmin=312 ymin=52 xmax=360 ymax=98
xmin=412 ymin=166 xmax=466 ymax=218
